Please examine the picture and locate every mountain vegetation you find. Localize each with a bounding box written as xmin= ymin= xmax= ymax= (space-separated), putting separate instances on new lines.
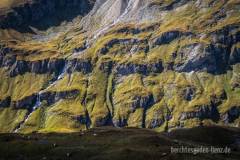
xmin=0 ymin=0 xmax=240 ymax=133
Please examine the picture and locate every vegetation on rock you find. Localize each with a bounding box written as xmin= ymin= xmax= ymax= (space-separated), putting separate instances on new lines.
xmin=0 ymin=0 xmax=240 ymax=133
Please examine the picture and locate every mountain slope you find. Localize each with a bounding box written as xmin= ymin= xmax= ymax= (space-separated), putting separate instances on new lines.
xmin=0 ymin=0 xmax=240 ymax=133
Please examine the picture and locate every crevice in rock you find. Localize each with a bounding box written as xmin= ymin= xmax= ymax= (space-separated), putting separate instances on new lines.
xmin=81 ymin=77 xmax=91 ymax=129
xmin=179 ymin=104 xmax=220 ymax=122
xmin=106 ymin=72 xmax=114 ymax=117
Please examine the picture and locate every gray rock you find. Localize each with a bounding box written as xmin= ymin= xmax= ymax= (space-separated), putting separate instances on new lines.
xmin=115 ymin=61 xmax=163 ymax=76
xmin=222 ymin=107 xmax=240 ymax=123
xmin=40 ymin=89 xmax=80 ymax=106
xmin=152 ymin=31 xmax=182 ymax=46
xmin=9 ymin=59 xmax=65 ymax=77
xmin=66 ymin=59 xmax=92 ymax=74
xmin=5 ymin=58 xmax=92 ymax=77
xmin=179 ymin=105 xmax=220 ymax=121
xmin=183 ymin=87 xmax=196 ymax=101
xmin=11 ymin=94 xmax=37 ymax=110
xmin=0 ymin=97 xmax=11 ymax=108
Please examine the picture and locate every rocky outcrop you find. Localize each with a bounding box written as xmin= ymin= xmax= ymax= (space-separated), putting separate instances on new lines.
xmin=112 ymin=93 xmax=155 ymax=127
xmin=0 ymin=55 xmax=16 ymax=67
xmin=40 ymin=89 xmax=80 ymax=106
xmin=0 ymin=97 xmax=11 ymax=108
xmin=12 ymin=94 xmax=37 ymax=110
xmin=210 ymin=91 xmax=227 ymax=107
xmin=0 ymin=57 xmax=93 ymax=77
xmin=212 ymin=25 xmax=240 ymax=46
xmin=147 ymin=114 xmax=172 ymax=129
xmin=112 ymin=23 xmax=159 ymax=36
xmin=146 ymin=109 xmax=172 ymax=129
xmin=147 ymin=118 xmax=165 ymax=129
xmin=130 ymin=94 xmax=155 ymax=111
xmin=9 ymin=58 xmax=65 ymax=77
xmin=66 ymin=59 xmax=93 ymax=74
xmin=173 ymin=25 xmax=240 ymax=74
xmin=115 ymin=61 xmax=163 ymax=76
xmin=179 ymin=105 xmax=220 ymax=122
xmin=0 ymin=44 xmax=12 ymax=55
xmin=182 ymin=87 xmax=196 ymax=101
xmin=175 ymin=43 xmax=231 ymax=74
xmin=99 ymin=38 xmax=148 ymax=55
xmin=81 ymin=0 xmax=189 ymax=32
xmin=6 ymin=89 xmax=80 ymax=110
xmin=229 ymin=46 xmax=240 ymax=65
xmin=99 ymin=60 xmax=114 ymax=74
xmin=152 ymin=31 xmax=182 ymax=46
xmin=75 ymin=114 xmax=91 ymax=126
xmin=222 ymin=107 xmax=240 ymax=123
xmin=112 ymin=118 xmax=128 ymax=128
xmin=91 ymin=114 xmax=112 ymax=127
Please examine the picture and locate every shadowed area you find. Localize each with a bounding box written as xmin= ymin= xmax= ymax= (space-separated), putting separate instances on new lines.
xmin=0 ymin=0 xmax=95 ymax=32
xmin=0 ymin=126 xmax=239 ymax=160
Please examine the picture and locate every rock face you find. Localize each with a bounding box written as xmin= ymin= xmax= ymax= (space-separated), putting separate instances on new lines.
xmin=81 ymin=0 xmax=189 ymax=32
xmin=222 ymin=107 xmax=240 ymax=123
xmin=179 ymin=105 xmax=220 ymax=122
xmin=152 ymin=31 xmax=184 ymax=46
xmin=115 ymin=61 xmax=163 ymax=76
xmin=9 ymin=59 xmax=65 ymax=77
xmin=0 ymin=57 xmax=92 ymax=77
xmin=0 ymin=0 xmax=240 ymax=133
xmin=0 ymin=97 xmax=11 ymax=108
xmin=2 ymin=89 xmax=80 ymax=110
xmin=39 ymin=90 xmax=80 ymax=106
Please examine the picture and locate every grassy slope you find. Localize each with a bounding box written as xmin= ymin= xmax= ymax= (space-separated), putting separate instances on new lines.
xmin=0 ymin=0 xmax=240 ymax=133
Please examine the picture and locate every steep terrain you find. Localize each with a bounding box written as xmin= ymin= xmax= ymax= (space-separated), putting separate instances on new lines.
xmin=0 ymin=0 xmax=240 ymax=133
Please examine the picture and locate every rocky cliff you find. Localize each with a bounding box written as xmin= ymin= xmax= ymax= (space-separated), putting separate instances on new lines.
xmin=0 ymin=0 xmax=240 ymax=133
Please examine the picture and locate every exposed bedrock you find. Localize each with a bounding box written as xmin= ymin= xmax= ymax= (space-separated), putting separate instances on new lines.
xmin=0 ymin=97 xmax=11 ymax=108
xmin=150 ymin=27 xmax=240 ymax=74
xmin=145 ymin=110 xmax=172 ymax=129
xmin=66 ymin=59 xmax=93 ymax=74
xmin=39 ymin=89 xmax=80 ymax=106
xmin=174 ymin=42 xmax=240 ymax=74
xmin=9 ymin=59 xmax=65 ymax=77
xmin=0 ymin=89 xmax=80 ymax=110
xmin=230 ymin=46 xmax=240 ymax=65
xmin=179 ymin=105 xmax=220 ymax=122
xmin=222 ymin=107 xmax=240 ymax=124
xmin=115 ymin=61 xmax=164 ymax=76
xmin=1 ymin=27 xmax=239 ymax=77
xmin=0 ymin=57 xmax=93 ymax=77
xmin=152 ymin=31 xmax=193 ymax=47
xmin=81 ymin=0 xmax=189 ymax=31
xmin=98 ymin=38 xmax=149 ymax=55
xmin=112 ymin=93 xmax=155 ymax=127
xmin=1 ymin=44 xmax=239 ymax=79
